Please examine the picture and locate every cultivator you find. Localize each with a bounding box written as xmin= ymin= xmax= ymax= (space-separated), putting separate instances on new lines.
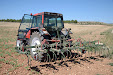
xmin=15 ymin=38 xmax=109 ymax=62
xmin=15 ymin=12 xmax=110 ymax=66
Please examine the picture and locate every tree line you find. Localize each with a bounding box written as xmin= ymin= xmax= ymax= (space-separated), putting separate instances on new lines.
xmin=0 ymin=19 xmax=78 ymax=23
xmin=63 ymin=20 xmax=78 ymax=23
xmin=0 ymin=19 xmax=21 ymax=22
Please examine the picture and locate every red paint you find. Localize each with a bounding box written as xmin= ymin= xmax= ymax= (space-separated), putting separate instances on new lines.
xmin=26 ymin=27 xmax=39 ymax=39
xmin=67 ymin=39 xmax=75 ymax=41
xmin=34 ymin=13 xmax=39 ymax=16
xmin=98 ymin=40 xmax=99 ymax=44
xmin=45 ymin=34 xmax=49 ymax=35
xmin=31 ymin=27 xmax=38 ymax=29
xmin=82 ymin=50 xmax=86 ymax=53
xmin=42 ymin=15 xmax=44 ymax=24
xmin=42 ymin=28 xmax=46 ymax=31
xmin=31 ymin=13 xmax=32 ymax=15
xmin=34 ymin=56 xmax=36 ymax=59
xmin=77 ymin=38 xmax=81 ymax=42
xmin=26 ymin=30 xmax=31 ymax=39
xmin=41 ymin=39 xmax=49 ymax=50
xmin=41 ymin=39 xmax=49 ymax=45
xmin=22 ymin=46 xmax=24 ymax=52
xmin=80 ymin=42 xmax=81 ymax=47
xmin=51 ymin=40 xmax=60 ymax=42
xmin=34 ymin=12 xmax=44 ymax=16
xmin=56 ymin=43 xmax=57 ymax=49
xmin=82 ymin=44 xmax=83 ymax=46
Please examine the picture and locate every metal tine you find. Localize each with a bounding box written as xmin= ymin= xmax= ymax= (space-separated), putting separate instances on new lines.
xmin=51 ymin=52 xmax=54 ymax=61
xmin=94 ymin=48 xmax=96 ymax=55
xmin=52 ymin=51 xmax=57 ymax=61
xmin=54 ymin=52 xmax=57 ymax=61
xmin=70 ymin=50 xmax=73 ymax=58
xmin=95 ymin=46 xmax=98 ymax=56
xmin=66 ymin=50 xmax=68 ymax=58
xmin=67 ymin=49 xmax=71 ymax=58
xmin=98 ymin=47 xmax=101 ymax=56
xmin=27 ymin=54 xmax=31 ymax=67
xmin=107 ymin=47 xmax=110 ymax=58
xmin=87 ymin=50 xmax=90 ymax=58
xmin=61 ymin=52 xmax=65 ymax=60
xmin=77 ymin=49 xmax=79 ymax=58
xmin=46 ymin=53 xmax=51 ymax=62
xmin=72 ymin=50 xmax=75 ymax=58
xmin=97 ymin=46 xmax=100 ymax=56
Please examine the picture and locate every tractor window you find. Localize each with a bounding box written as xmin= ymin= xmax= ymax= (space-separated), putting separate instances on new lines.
xmin=48 ymin=18 xmax=56 ymax=26
xmin=32 ymin=16 xmax=36 ymax=28
xmin=44 ymin=15 xmax=63 ymax=28
xmin=44 ymin=16 xmax=56 ymax=27
xmin=37 ymin=15 xmax=42 ymax=27
xmin=57 ymin=18 xmax=62 ymax=27
xmin=19 ymin=15 xmax=33 ymax=30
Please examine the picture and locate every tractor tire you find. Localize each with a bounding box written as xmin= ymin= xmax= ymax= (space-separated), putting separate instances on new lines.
xmin=16 ymin=40 xmax=23 ymax=51
xmin=29 ymin=31 xmax=44 ymax=61
xmin=16 ymin=40 xmax=22 ymax=48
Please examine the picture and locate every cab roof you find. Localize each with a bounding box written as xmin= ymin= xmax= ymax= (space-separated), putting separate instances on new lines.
xmin=34 ymin=12 xmax=63 ymax=17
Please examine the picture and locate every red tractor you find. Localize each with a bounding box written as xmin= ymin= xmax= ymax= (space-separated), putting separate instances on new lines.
xmin=16 ymin=12 xmax=73 ymax=61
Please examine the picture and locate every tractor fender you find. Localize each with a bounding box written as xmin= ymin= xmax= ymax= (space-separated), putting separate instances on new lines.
xmin=26 ymin=30 xmax=31 ymax=39
xmin=26 ymin=27 xmax=39 ymax=39
xmin=26 ymin=27 xmax=48 ymax=39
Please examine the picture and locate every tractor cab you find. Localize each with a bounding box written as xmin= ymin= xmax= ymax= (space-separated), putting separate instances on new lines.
xmin=18 ymin=12 xmax=64 ymax=39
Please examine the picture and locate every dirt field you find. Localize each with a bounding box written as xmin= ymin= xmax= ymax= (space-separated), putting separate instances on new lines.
xmin=0 ymin=22 xmax=113 ymax=75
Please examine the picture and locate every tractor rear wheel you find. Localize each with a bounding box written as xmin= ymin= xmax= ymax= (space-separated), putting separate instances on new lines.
xmin=29 ymin=31 xmax=44 ymax=61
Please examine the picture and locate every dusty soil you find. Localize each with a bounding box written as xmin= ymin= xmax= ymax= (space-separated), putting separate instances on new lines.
xmin=0 ymin=22 xmax=113 ymax=75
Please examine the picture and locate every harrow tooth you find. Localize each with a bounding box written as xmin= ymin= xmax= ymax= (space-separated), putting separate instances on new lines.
xmin=47 ymin=53 xmax=51 ymax=62
xmin=66 ymin=51 xmax=69 ymax=58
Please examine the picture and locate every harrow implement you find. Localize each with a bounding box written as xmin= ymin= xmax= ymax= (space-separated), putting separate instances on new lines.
xmin=15 ymin=38 xmax=109 ymax=63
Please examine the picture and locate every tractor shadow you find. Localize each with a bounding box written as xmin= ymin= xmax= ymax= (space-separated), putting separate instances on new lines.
xmin=30 ymin=53 xmax=102 ymax=74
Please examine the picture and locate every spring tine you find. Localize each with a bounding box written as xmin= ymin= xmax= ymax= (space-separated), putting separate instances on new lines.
xmin=107 ymin=47 xmax=110 ymax=58
xmin=53 ymin=52 xmax=57 ymax=61
xmin=47 ymin=53 xmax=51 ymax=62
xmin=67 ymin=49 xmax=71 ymax=58
xmin=94 ymin=48 xmax=96 ymax=55
xmin=61 ymin=52 xmax=65 ymax=60
xmin=66 ymin=50 xmax=68 ymax=58
xmin=54 ymin=52 xmax=57 ymax=61
xmin=72 ymin=50 xmax=75 ymax=58
xmin=51 ymin=52 xmax=54 ymax=61
xmin=70 ymin=50 xmax=72 ymax=58
xmin=77 ymin=49 xmax=79 ymax=57
xmin=98 ymin=47 xmax=100 ymax=56
xmin=69 ymin=50 xmax=72 ymax=58
xmin=46 ymin=53 xmax=48 ymax=62
xmin=98 ymin=46 xmax=101 ymax=56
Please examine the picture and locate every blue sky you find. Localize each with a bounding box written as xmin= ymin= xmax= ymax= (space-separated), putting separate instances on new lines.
xmin=0 ymin=0 xmax=113 ymax=23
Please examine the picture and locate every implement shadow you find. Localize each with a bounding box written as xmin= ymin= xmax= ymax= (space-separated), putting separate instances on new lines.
xmin=30 ymin=66 xmax=42 ymax=74
xmin=40 ymin=63 xmax=58 ymax=70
